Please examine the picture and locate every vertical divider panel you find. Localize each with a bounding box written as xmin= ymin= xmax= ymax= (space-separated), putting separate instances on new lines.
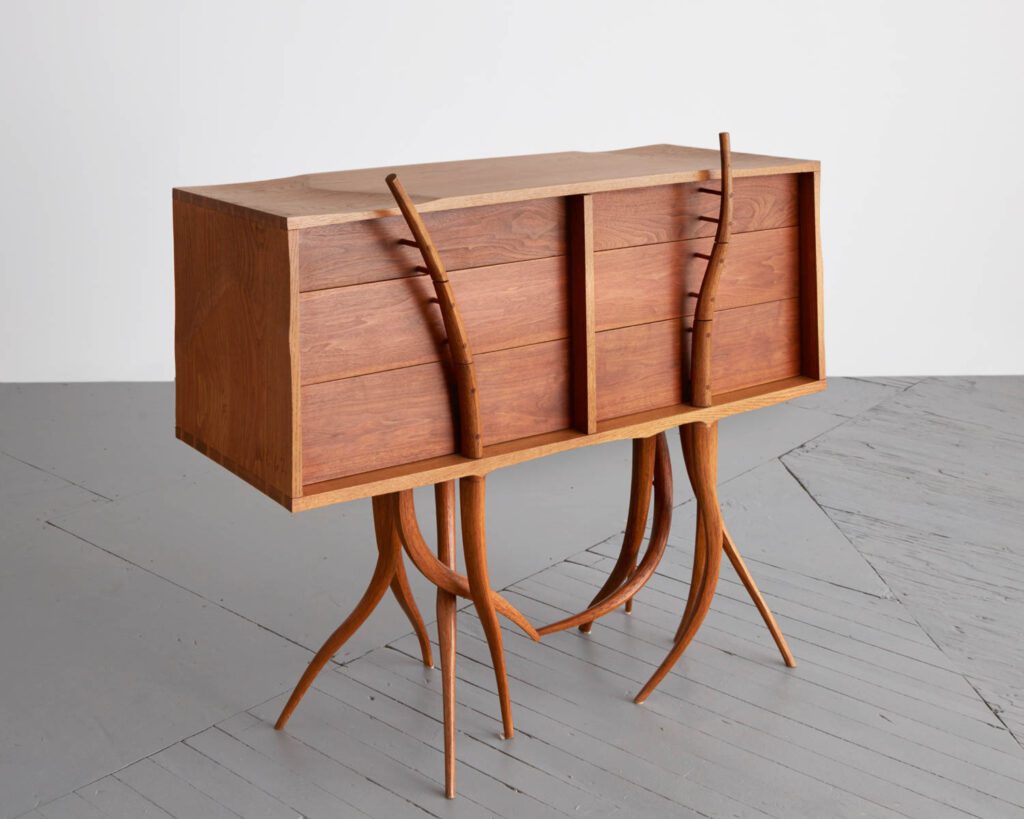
xmin=798 ymin=172 xmax=826 ymax=380
xmin=568 ymin=194 xmax=597 ymax=434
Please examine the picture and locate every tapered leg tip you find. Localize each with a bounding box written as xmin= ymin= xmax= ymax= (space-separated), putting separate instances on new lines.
xmin=633 ymin=695 xmax=647 ymax=705
xmin=578 ymin=623 xmax=593 ymax=634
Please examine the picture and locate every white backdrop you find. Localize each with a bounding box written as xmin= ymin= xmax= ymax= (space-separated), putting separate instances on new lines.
xmin=1 ymin=0 xmax=1021 ymax=381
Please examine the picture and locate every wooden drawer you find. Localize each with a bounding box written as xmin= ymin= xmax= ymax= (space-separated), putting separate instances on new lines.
xmin=300 ymin=256 xmax=568 ymax=384
xmin=301 ymin=339 xmax=571 ymax=483
xmin=297 ymin=198 xmax=566 ymax=291
xmin=594 ymin=226 xmax=799 ymax=331
xmin=596 ymin=298 xmax=801 ymax=421
xmin=592 ymin=174 xmax=798 ymax=251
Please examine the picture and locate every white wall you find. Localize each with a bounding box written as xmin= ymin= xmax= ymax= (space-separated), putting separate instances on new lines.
xmin=1 ymin=0 xmax=1021 ymax=381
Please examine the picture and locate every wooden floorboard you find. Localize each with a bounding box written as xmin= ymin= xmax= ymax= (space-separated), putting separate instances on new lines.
xmin=784 ymin=377 xmax=1024 ymax=748
xmin=12 ymin=378 xmax=1024 ymax=818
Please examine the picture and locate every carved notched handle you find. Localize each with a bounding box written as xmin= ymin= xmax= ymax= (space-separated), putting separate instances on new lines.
xmin=386 ymin=173 xmax=484 ymax=458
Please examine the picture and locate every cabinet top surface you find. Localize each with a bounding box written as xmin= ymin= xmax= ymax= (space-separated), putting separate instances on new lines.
xmin=174 ymin=143 xmax=818 ymax=230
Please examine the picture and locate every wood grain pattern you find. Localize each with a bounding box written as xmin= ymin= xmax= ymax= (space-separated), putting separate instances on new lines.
xmin=175 ymin=144 xmax=817 ymax=230
xmin=578 ymin=436 xmax=655 ymax=633
xmin=385 ymin=173 xmax=484 ymax=458
xmin=393 ymin=490 xmax=539 ymax=640
xmin=592 ymin=173 xmax=798 ymax=251
xmin=690 ymin=131 xmax=734 ymax=407
xmin=301 ymin=360 xmax=452 ymax=485
xmin=274 ymin=493 xmax=401 ymax=729
xmin=173 ymin=199 xmax=299 ymax=500
xmin=301 ymin=339 xmax=571 ymax=484
xmin=594 ymin=226 xmax=798 ymax=331
xmin=297 ymin=198 xmax=565 ymax=291
xmin=476 ymin=339 xmax=571 ymax=445
xmin=596 ymin=298 xmax=802 ymax=422
xmin=300 ymin=255 xmax=568 ymax=384
xmin=174 ymin=144 xmax=824 ymax=512
xmin=568 ymin=195 xmax=597 ymax=434
xmin=434 ymin=481 xmax=458 ymax=798
xmin=540 ymin=433 xmax=671 ymax=636
xmin=799 ymin=171 xmax=826 ymax=379
xmin=721 ymin=524 xmax=796 ymax=667
xmin=460 ymin=475 xmax=515 ymax=739
xmin=294 ymin=376 xmax=824 ymax=511
xmin=635 ymin=421 xmax=723 ymax=704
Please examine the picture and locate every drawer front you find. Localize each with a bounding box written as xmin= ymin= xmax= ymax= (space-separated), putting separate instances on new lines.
xmin=596 ymin=298 xmax=801 ymax=421
xmin=592 ymin=174 xmax=799 ymax=251
xmin=301 ymin=339 xmax=570 ymax=484
xmin=300 ymin=256 xmax=568 ymax=385
xmin=297 ymin=198 xmax=566 ymax=291
xmin=594 ymin=226 xmax=799 ymax=332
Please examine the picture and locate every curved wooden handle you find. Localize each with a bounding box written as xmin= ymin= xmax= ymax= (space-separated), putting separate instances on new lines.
xmin=690 ymin=132 xmax=734 ymax=407
xmin=386 ymin=174 xmax=483 ymax=458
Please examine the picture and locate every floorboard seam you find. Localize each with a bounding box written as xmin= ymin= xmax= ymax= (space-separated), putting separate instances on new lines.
xmin=0 ymin=448 xmax=115 ymax=503
xmin=37 ymin=723 xmax=216 ymax=818
xmin=490 ymin=589 xmax=1024 ymax=811
xmin=849 ymin=376 xmax=926 ymax=391
xmin=147 ymin=753 xmax=248 ymax=818
xmin=93 ymin=776 xmax=170 ymax=817
xmin=238 ymin=696 xmax=484 ymax=819
xmin=805 ymin=504 xmax=1024 ymax=753
xmin=323 ymin=668 xmax=588 ymax=817
xmin=42 ymin=689 xmax=300 ymax=818
xmin=777 ymin=383 xmax=1024 ymax=752
xmin=777 ymin=457 xmax=897 ymax=601
xmin=380 ymin=643 xmax=766 ymax=817
xmin=44 ymin=520 xmax=315 ymax=659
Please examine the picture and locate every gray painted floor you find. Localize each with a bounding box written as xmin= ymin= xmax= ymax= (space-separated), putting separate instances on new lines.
xmin=1 ymin=378 xmax=1022 ymax=817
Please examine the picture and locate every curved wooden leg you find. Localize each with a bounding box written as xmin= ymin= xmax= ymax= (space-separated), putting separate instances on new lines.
xmin=723 ymin=525 xmax=796 ymax=667
xmin=390 ymin=556 xmax=433 ymax=668
xmin=435 ymin=481 xmax=458 ymax=798
xmin=635 ymin=422 xmax=723 ymax=704
xmin=674 ymin=507 xmax=708 ymax=643
xmin=460 ymin=475 xmax=514 ymax=739
xmin=674 ymin=425 xmax=706 ymax=641
xmin=394 ymin=489 xmax=539 ymax=641
xmin=538 ymin=434 xmax=673 ymax=635
xmin=673 ymin=427 xmax=795 ymax=665
xmin=624 ymin=572 xmax=638 ymax=613
xmin=275 ymin=494 xmax=401 ymax=730
xmin=580 ymin=436 xmax=656 ymax=633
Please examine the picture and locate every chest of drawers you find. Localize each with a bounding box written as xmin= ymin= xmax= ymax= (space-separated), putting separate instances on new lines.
xmin=173 ymin=144 xmax=824 ymax=511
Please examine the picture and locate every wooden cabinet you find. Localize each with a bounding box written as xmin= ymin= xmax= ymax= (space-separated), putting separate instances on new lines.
xmin=174 ymin=145 xmax=824 ymax=511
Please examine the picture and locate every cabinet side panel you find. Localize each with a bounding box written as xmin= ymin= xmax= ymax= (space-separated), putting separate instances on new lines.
xmin=174 ymin=199 xmax=296 ymax=503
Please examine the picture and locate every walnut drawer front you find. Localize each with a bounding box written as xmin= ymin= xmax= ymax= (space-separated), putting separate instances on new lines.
xmin=297 ymin=198 xmax=566 ymax=292
xmin=592 ymin=174 xmax=799 ymax=251
xmin=594 ymin=226 xmax=799 ymax=331
xmin=301 ymin=338 xmax=571 ymax=484
xmin=300 ymin=255 xmax=568 ymax=385
xmin=595 ymin=298 xmax=802 ymax=421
